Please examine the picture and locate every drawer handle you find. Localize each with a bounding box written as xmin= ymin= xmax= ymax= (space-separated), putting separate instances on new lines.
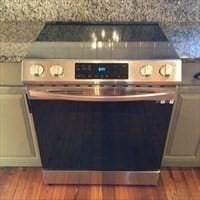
xmin=194 ymin=72 xmax=200 ymax=80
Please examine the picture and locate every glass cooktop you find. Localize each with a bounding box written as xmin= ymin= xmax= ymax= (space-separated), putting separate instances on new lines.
xmin=36 ymin=22 xmax=168 ymax=42
xmin=25 ymin=22 xmax=179 ymax=60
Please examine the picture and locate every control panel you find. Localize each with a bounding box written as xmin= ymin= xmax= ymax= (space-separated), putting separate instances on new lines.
xmin=22 ymin=59 xmax=182 ymax=84
xmin=75 ymin=63 xmax=128 ymax=79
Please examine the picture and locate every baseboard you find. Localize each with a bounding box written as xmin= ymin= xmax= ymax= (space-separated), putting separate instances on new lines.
xmin=0 ymin=157 xmax=41 ymax=167
xmin=162 ymin=156 xmax=200 ymax=167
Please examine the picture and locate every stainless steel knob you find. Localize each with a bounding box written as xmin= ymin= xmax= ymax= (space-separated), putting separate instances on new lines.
xmin=140 ymin=65 xmax=153 ymax=77
xmin=160 ymin=64 xmax=173 ymax=77
xmin=30 ymin=64 xmax=44 ymax=77
xmin=50 ymin=65 xmax=64 ymax=77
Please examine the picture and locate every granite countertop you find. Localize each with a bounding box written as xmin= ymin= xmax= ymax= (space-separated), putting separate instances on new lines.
xmin=1 ymin=0 xmax=199 ymax=22
xmin=0 ymin=22 xmax=200 ymax=63
xmin=0 ymin=22 xmax=44 ymax=62
xmin=160 ymin=23 xmax=200 ymax=62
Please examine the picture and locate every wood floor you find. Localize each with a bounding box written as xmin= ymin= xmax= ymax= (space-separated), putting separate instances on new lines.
xmin=0 ymin=168 xmax=199 ymax=200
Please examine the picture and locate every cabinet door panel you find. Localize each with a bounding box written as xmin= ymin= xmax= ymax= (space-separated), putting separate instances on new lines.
xmin=170 ymin=93 xmax=200 ymax=156
xmin=0 ymin=87 xmax=41 ymax=166
xmin=163 ymin=87 xmax=200 ymax=167
xmin=0 ymin=94 xmax=34 ymax=156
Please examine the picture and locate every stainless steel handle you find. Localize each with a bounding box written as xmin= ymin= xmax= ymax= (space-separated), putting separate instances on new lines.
xmin=28 ymin=89 xmax=175 ymax=102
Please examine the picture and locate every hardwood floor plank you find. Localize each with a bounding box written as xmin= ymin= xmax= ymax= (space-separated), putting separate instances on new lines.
xmin=19 ymin=168 xmax=40 ymax=200
xmin=13 ymin=168 xmax=30 ymax=200
xmin=171 ymin=169 xmax=190 ymax=200
xmin=76 ymin=186 xmax=91 ymax=200
xmin=38 ymin=180 xmax=54 ymax=199
xmin=115 ymin=186 xmax=129 ymax=200
xmin=28 ymin=169 xmax=43 ymax=200
xmin=127 ymin=186 xmax=152 ymax=200
xmin=0 ymin=168 xmax=6 ymax=196
xmin=161 ymin=169 xmax=179 ymax=200
xmin=51 ymin=185 xmax=66 ymax=200
xmin=0 ymin=168 xmax=21 ymax=200
xmin=154 ymin=178 xmax=168 ymax=200
xmin=183 ymin=169 xmax=200 ymax=200
xmin=193 ymin=168 xmax=200 ymax=186
xmin=63 ymin=185 xmax=78 ymax=200
xmin=102 ymin=186 xmax=115 ymax=200
xmin=90 ymin=186 xmax=102 ymax=200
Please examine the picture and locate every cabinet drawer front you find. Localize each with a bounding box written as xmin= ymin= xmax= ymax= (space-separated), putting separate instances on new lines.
xmin=0 ymin=63 xmax=23 ymax=86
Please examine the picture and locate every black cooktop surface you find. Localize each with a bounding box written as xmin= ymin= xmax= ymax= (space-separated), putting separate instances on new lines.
xmin=36 ymin=22 xmax=168 ymax=42
xmin=26 ymin=22 xmax=179 ymax=59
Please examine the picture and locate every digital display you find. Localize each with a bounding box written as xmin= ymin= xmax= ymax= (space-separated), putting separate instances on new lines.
xmin=75 ymin=63 xmax=128 ymax=79
xmin=98 ymin=66 xmax=106 ymax=72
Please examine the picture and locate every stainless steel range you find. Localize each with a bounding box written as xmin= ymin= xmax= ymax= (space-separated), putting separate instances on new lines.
xmin=22 ymin=23 xmax=182 ymax=185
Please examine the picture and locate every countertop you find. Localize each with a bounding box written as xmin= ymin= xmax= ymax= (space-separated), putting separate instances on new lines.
xmin=0 ymin=22 xmax=200 ymax=63
xmin=1 ymin=0 xmax=199 ymax=22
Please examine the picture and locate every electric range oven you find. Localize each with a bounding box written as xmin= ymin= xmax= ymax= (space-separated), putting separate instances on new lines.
xmin=22 ymin=23 xmax=182 ymax=185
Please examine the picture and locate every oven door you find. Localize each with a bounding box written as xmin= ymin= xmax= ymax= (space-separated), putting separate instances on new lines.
xmin=28 ymin=86 xmax=175 ymax=184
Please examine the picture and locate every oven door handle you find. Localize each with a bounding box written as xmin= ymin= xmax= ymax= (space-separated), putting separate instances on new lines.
xmin=28 ymin=89 xmax=175 ymax=102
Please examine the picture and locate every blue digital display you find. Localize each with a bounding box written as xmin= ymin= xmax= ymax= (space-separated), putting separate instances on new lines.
xmin=75 ymin=63 xmax=128 ymax=79
xmin=98 ymin=66 xmax=106 ymax=72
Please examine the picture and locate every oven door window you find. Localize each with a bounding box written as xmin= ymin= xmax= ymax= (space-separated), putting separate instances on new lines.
xmin=30 ymin=100 xmax=173 ymax=171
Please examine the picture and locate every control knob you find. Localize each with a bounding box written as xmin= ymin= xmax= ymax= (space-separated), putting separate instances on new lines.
xmin=160 ymin=64 xmax=173 ymax=77
xmin=140 ymin=64 xmax=153 ymax=77
xmin=50 ymin=65 xmax=64 ymax=77
xmin=30 ymin=64 xmax=44 ymax=77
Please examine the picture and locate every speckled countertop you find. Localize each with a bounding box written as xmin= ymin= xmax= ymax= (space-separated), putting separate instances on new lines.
xmin=161 ymin=23 xmax=200 ymax=62
xmin=0 ymin=22 xmax=200 ymax=62
xmin=1 ymin=0 xmax=199 ymax=22
xmin=0 ymin=22 xmax=44 ymax=62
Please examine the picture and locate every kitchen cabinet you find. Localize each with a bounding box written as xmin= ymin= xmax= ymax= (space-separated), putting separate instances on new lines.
xmin=0 ymin=63 xmax=40 ymax=166
xmin=163 ymin=86 xmax=200 ymax=167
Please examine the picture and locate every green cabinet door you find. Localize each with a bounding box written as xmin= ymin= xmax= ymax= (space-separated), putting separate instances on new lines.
xmin=163 ymin=86 xmax=200 ymax=167
xmin=0 ymin=87 xmax=41 ymax=166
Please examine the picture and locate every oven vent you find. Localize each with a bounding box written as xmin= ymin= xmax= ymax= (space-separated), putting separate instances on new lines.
xmin=66 ymin=90 xmax=83 ymax=95
xmin=49 ymin=90 xmax=83 ymax=95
